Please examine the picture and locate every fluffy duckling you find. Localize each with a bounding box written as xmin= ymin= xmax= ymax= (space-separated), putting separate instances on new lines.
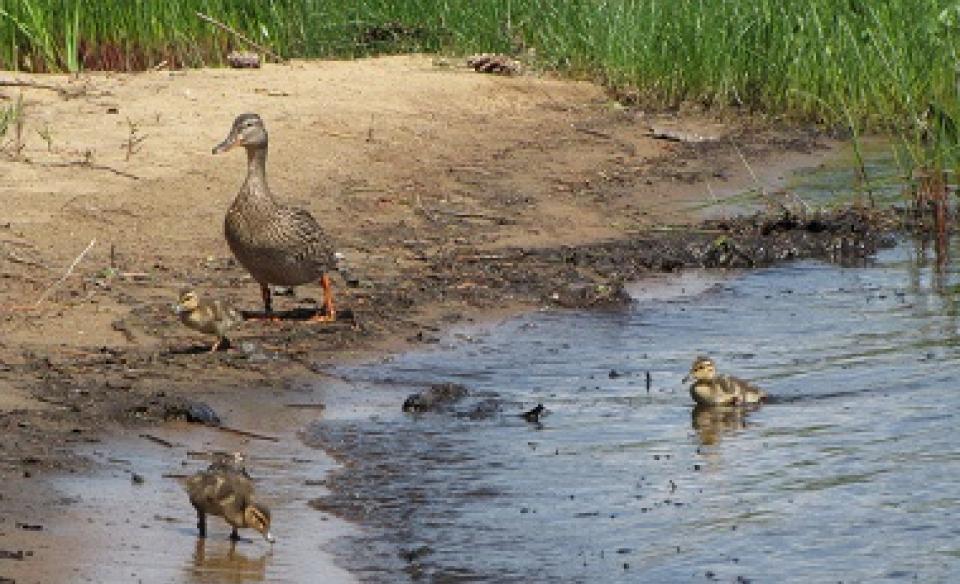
xmin=174 ymin=289 xmax=243 ymax=352
xmin=185 ymin=466 xmax=274 ymax=543
xmin=207 ymin=451 xmax=250 ymax=478
xmin=683 ymin=355 xmax=767 ymax=407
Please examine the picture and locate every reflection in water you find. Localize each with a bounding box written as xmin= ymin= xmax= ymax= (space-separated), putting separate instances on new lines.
xmin=690 ymin=404 xmax=752 ymax=446
xmin=190 ymin=538 xmax=269 ymax=584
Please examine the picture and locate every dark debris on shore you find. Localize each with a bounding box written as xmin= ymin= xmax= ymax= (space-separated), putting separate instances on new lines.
xmin=429 ymin=206 xmax=900 ymax=310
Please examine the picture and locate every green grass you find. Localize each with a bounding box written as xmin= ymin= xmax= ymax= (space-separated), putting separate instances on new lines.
xmin=1 ymin=0 xmax=959 ymax=179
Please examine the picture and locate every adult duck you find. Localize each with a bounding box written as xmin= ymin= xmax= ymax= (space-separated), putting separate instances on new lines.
xmin=213 ymin=113 xmax=337 ymax=321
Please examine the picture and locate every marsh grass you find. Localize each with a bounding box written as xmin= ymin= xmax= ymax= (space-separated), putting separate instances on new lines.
xmin=0 ymin=1 xmax=958 ymax=190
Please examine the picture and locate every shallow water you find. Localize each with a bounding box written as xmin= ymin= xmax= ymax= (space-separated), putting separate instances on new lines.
xmin=307 ymin=236 xmax=960 ymax=583
xmin=8 ymin=395 xmax=360 ymax=584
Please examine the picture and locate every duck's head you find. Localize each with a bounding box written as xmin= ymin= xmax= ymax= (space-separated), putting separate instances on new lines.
xmin=175 ymin=289 xmax=201 ymax=314
xmin=683 ymin=355 xmax=717 ymax=383
xmin=244 ymin=500 xmax=275 ymax=543
xmin=213 ymin=113 xmax=268 ymax=154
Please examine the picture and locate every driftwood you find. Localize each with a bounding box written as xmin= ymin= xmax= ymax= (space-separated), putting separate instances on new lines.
xmin=227 ymin=51 xmax=261 ymax=69
xmin=466 ymin=54 xmax=522 ymax=76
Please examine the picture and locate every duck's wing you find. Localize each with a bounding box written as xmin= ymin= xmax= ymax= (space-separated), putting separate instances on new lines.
xmin=715 ymin=375 xmax=743 ymax=395
xmin=275 ymin=205 xmax=337 ymax=269
xmin=723 ymin=375 xmax=767 ymax=400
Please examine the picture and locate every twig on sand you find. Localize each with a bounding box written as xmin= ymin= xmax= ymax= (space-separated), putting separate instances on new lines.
xmin=34 ymin=238 xmax=95 ymax=307
xmin=140 ymin=433 xmax=175 ymax=448
xmin=0 ymin=79 xmax=76 ymax=98
xmin=34 ymin=160 xmax=141 ymax=180
xmin=162 ymin=473 xmax=191 ymax=479
xmin=195 ymin=11 xmax=286 ymax=64
xmin=284 ymin=403 xmax=327 ymax=410
xmin=215 ymin=425 xmax=280 ymax=442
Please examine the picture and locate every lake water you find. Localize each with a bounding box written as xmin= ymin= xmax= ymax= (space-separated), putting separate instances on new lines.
xmin=306 ymin=234 xmax=960 ymax=583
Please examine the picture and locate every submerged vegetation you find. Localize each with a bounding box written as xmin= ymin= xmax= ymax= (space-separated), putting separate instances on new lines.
xmin=0 ymin=1 xmax=958 ymax=186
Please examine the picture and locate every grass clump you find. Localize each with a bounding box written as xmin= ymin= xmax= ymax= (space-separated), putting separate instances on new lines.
xmin=0 ymin=1 xmax=958 ymax=181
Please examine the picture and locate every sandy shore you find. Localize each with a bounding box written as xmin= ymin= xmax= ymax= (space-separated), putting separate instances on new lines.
xmin=0 ymin=54 xmax=846 ymax=582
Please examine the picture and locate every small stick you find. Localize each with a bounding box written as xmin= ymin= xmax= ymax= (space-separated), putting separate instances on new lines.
xmin=215 ymin=425 xmax=280 ymax=442
xmin=284 ymin=403 xmax=327 ymax=410
xmin=34 ymin=238 xmax=95 ymax=307
xmin=34 ymin=161 xmax=141 ymax=180
xmin=161 ymin=472 xmax=191 ymax=479
xmin=0 ymin=79 xmax=71 ymax=97
xmin=139 ymin=433 xmax=174 ymax=448
xmin=195 ymin=11 xmax=286 ymax=64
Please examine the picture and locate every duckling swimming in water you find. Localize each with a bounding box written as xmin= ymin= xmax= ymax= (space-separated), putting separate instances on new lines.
xmin=174 ymin=289 xmax=243 ymax=352
xmin=683 ymin=355 xmax=767 ymax=407
xmin=185 ymin=466 xmax=274 ymax=543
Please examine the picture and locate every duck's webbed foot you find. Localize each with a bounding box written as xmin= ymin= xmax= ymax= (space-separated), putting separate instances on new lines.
xmin=244 ymin=284 xmax=283 ymax=321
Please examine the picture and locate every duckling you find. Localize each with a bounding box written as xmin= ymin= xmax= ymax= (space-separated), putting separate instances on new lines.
xmin=682 ymin=355 xmax=767 ymax=407
xmin=174 ymin=289 xmax=243 ymax=352
xmin=213 ymin=113 xmax=337 ymax=322
xmin=185 ymin=466 xmax=274 ymax=543
xmin=207 ymin=451 xmax=250 ymax=478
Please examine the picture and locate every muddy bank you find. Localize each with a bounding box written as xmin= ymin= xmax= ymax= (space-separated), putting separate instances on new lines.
xmin=424 ymin=207 xmax=899 ymax=311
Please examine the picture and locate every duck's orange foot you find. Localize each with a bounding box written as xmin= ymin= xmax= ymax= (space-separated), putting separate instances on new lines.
xmin=243 ymin=312 xmax=283 ymax=323
xmin=309 ymin=310 xmax=336 ymax=323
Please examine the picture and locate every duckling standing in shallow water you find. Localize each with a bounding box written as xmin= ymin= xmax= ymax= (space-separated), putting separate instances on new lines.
xmin=185 ymin=466 xmax=274 ymax=543
xmin=213 ymin=113 xmax=338 ymax=322
xmin=175 ymin=290 xmax=243 ymax=352
xmin=207 ymin=451 xmax=250 ymax=477
xmin=683 ymin=356 xmax=767 ymax=407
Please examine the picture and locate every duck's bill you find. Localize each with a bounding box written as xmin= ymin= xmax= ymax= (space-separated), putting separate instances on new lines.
xmin=681 ymin=374 xmax=691 ymax=383
xmin=212 ymin=134 xmax=242 ymax=154
xmin=172 ymin=303 xmax=185 ymax=314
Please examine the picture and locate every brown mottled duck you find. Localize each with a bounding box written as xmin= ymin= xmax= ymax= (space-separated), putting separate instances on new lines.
xmin=683 ymin=355 xmax=768 ymax=407
xmin=185 ymin=465 xmax=274 ymax=543
xmin=213 ymin=113 xmax=337 ymax=322
xmin=174 ymin=289 xmax=243 ymax=352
